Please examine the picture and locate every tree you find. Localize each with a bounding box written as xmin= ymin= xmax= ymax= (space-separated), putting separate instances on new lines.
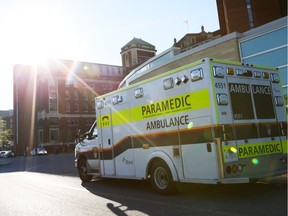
xmin=0 ymin=120 xmax=10 ymax=150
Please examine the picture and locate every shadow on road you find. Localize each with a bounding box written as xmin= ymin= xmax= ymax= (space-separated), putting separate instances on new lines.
xmin=1 ymin=153 xmax=287 ymax=215
xmin=80 ymin=176 xmax=287 ymax=216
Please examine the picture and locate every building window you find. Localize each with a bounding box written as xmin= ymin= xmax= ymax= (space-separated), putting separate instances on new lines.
xmin=65 ymin=79 xmax=72 ymax=87
xmin=74 ymin=80 xmax=78 ymax=88
xmin=48 ymin=79 xmax=58 ymax=112
xmin=65 ymin=90 xmax=70 ymax=100
xmin=86 ymin=118 xmax=95 ymax=125
xmin=49 ymin=89 xmax=57 ymax=100
xmin=74 ymin=102 xmax=79 ymax=112
xmin=91 ymin=93 xmax=95 ymax=101
xmin=49 ymin=102 xmax=57 ymax=112
xmin=87 ymin=81 xmax=95 ymax=89
xmin=66 ymin=129 xmax=72 ymax=141
xmin=102 ymin=83 xmax=112 ymax=91
xmin=246 ymin=0 xmax=254 ymax=29
xmin=74 ymin=90 xmax=78 ymax=100
xmin=48 ymin=79 xmax=56 ymax=87
xmin=49 ymin=117 xmax=59 ymax=126
xmin=50 ymin=128 xmax=59 ymax=143
xmin=38 ymin=129 xmax=43 ymax=144
xmin=67 ymin=118 xmax=79 ymax=126
xmin=84 ymin=102 xmax=88 ymax=112
xmin=66 ymin=102 xmax=70 ymax=112
xmin=83 ymin=91 xmax=88 ymax=100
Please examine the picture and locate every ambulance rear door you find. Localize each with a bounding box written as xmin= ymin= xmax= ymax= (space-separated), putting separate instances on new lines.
xmin=226 ymin=74 xmax=284 ymax=177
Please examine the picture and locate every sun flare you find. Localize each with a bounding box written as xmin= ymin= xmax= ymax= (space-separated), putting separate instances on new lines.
xmin=2 ymin=5 xmax=81 ymax=64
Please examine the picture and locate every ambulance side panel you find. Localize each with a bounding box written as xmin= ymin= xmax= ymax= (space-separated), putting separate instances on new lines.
xmin=103 ymin=60 xmax=222 ymax=181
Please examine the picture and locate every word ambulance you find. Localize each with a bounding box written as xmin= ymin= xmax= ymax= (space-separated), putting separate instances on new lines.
xmin=75 ymin=57 xmax=287 ymax=194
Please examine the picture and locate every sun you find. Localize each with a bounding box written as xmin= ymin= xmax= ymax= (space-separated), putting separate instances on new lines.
xmin=2 ymin=5 xmax=81 ymax=65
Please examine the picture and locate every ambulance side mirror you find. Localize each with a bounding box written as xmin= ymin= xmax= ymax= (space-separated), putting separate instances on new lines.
xmin=78 ymin=130 xmax=86 ymax=142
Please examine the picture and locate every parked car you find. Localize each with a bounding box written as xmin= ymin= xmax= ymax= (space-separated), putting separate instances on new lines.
xmin=0 ymin=151 xmax=6 ymax=158
xmin=31 ymin=147 xmax=47 ymax=156
xmin=0 ymin=150 xmax=15 ymax=158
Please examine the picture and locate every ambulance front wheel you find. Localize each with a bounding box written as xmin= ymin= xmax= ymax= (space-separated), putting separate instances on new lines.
xmin=78 ymin=157 xmax=92 ymax=182
xmin=150 ymin=160 xmax=176 ymax=195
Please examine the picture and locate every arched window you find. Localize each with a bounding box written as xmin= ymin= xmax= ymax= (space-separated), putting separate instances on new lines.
xmin=74 ymin=90 xmax=78 ymax=100
xmin=66 ymin=102 xmax=70 ymax=112
xmin=84 ymin=102 xmax=88 ymax=112
xmin=83 ymin=91 xmax=88 ymax=100
xmin=65 ymin=90 xmax=70 ymax=100
xmin=74 ymin=102 xmax=79 ymax=112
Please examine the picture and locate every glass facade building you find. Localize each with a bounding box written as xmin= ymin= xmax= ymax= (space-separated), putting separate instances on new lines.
xmin=239 ymin=17 xmax=287 ymax=100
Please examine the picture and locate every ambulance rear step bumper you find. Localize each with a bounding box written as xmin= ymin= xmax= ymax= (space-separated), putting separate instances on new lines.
xmin=180 ymin=177 xmax=252 ymax=184
xmin=220 ymin=177 xmax=251 ymax=184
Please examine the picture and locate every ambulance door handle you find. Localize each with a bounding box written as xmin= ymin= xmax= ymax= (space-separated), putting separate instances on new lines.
xmin=108 ymin=139 xmax=111 ymax=145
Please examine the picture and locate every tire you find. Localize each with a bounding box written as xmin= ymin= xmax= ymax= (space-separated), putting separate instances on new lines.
xmin=78 ymin=157 xmax=92 ymax=182
xmin=150 ymin=160 xmax=176 ymax=195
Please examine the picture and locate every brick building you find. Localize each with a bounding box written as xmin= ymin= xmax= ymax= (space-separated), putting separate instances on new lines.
xmin=174 ymin=26 xmax=221 ymax=53
xmin=120 ymin=37 xmax=157 ymax=72
xmin=216 ymin=0 xmax=287 ymax=35
xmin=175 ymin=0 xmax=287 ymax=53
xmin=13 ymin=59 xmax=126 ymax=155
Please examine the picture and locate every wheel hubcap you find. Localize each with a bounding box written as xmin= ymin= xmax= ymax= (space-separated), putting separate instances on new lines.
xmin=154 ymin=167 xmax=168 ymax=189
xmin=80 ymin=162 xmax=87 ymax=176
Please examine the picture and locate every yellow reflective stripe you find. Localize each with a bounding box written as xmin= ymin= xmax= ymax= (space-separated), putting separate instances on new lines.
xmin=237 ymin=141 xmax=283 ymax=159
xmin=282 ymin=139 xmax=287 ymax=154
xmin=112 ymin=109 xmax=130 ymax=126
xmin=189 ymin=89 xmax=211 ymax=110
xmin=131 ymin=89 xmax=210 ymax=122
xmin=99 ymin=89 xmax=211 ymax=128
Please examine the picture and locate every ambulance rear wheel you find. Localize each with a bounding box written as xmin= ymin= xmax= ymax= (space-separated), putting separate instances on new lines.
xmin=78 ymin=158 xmax=92 ymax=182
xmin=150 ymin=160 xmax=176 ymax=195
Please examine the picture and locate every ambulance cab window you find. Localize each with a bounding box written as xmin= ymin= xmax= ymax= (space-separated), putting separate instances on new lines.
xmin=90 ymin=121 xmax=97 ymax=139
xmin=92 ymin=127 xmax=98 ymax=138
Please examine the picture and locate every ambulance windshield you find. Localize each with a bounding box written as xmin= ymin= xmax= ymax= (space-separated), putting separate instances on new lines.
xmin=92 ymin=121 xmax=98 ymax=138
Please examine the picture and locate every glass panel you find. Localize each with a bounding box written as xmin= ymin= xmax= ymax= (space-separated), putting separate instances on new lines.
xmin=229 ymin=83 xmax=254 ymax=120
xmin=49 ymin=101 xmax=57 ymax=112
xmin=279 ymin=67 xmax=288 ymax=92
xmin=50 ymin=129 xmax=59 ymax=142
xmin=242 ymin=47 xmax=287 ymax=67
xmin=252 ymin=85 xmax=275 ymax=119
xmin=240 ymin=27 xmax=287 ymax=56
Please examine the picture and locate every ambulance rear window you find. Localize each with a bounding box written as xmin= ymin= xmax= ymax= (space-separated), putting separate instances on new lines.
xmin=229 ymin=83 xmax=254 ymax=120
xmin=252 ymin=85 xmax=275 ymax=119
xmin=228 ymin=83 xmax=275 ymax=120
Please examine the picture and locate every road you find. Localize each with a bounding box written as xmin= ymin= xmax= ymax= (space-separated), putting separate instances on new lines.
xmin=0 ymin=154 xmax=287 ymax=216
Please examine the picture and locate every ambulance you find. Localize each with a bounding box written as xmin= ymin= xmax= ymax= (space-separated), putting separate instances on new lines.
xmin=75 ymin=57 xmax=287 ymax=194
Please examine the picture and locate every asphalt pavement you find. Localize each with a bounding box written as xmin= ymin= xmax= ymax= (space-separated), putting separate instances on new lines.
xmin=0 ymin=154 xmax=288 ymax=184
xmin=0 ymin=159 xmax=11 ymax=166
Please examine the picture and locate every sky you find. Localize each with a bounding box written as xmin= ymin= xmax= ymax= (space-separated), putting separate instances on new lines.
xmin=0 ymin=0 xmax=219 ymax=110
